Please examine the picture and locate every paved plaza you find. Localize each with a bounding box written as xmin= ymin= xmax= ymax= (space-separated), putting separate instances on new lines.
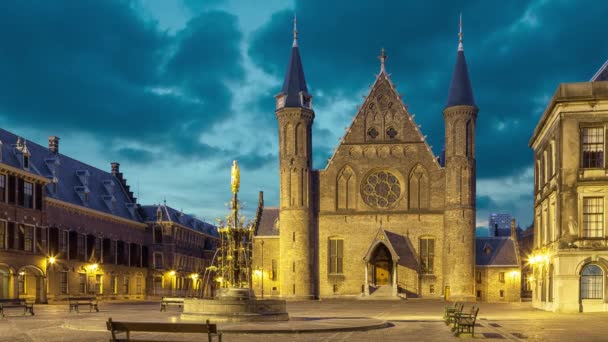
xmin=1 ymin=299 xmax=607 ymax=341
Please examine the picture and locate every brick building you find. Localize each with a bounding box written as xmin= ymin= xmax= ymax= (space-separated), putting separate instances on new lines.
xmin=0 ymin=128 xmax=218 ymax=302
xmin=141 ymin=204 xmax=218 ymax=297
xmin=253 ymin=19 xmax=478 ymax=300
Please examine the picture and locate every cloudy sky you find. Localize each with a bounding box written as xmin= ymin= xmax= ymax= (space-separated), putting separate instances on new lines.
xmin=1 ymin=0 xmax=607 ymax=232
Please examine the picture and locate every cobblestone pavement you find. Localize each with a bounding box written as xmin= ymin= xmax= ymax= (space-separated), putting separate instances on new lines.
xmin=1 ymin=299 xmax=608 ymax=341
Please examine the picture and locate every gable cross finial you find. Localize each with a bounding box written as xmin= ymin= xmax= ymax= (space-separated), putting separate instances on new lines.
xmin=292 ymin=13 xmax=298 ymax=47
xmin=458 ymin=13 xmax=464 ymax=51
xmin=379 ymin=48 xmax=387 ymax=73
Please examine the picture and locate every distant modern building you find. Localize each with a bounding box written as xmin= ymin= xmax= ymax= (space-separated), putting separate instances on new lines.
xmin=0 ymin=128 xmax=219 ymax=302
xmin=488 ymin=213 xmax=512 ymax=237
xmin=529 ymin=61 xmax=608 ymax=312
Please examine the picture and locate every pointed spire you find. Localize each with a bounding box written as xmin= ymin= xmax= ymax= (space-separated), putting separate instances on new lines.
xmin=378 ymin=48 xmax=387 ymax=73
xmin=293 ymin=14 xmax=298 ymax=47
xmin=277 ymin=16 xmax=311 ymax=109
xmin=446 ymin=14 xmax=476 ymax=108
xmin=458 ymin=13 xmax=463 ymax=51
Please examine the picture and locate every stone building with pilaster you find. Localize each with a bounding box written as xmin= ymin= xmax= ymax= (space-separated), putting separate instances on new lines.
xmin=529 ymin=61 xmax=608 ymax=312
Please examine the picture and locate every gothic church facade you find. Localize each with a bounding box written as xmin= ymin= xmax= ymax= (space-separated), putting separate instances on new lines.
xmin=253 ymin=20 xmax=478 ymax=300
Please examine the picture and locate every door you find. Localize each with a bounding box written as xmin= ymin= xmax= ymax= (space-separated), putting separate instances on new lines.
xmin=375 ymin=261 xmax=390 ymax=285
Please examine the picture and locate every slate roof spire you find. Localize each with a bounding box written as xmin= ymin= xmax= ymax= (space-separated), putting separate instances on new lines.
xmin=277 ymin=15 xmax=311 ymax=109
xmin=446 ymin=14 xmax=476 ymax=108
xmin=293 ymin=14 xmax=298 ymax=47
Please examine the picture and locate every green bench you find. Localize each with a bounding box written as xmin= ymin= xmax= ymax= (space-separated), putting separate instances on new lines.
xmin=0 ymin=298 xmax=34 ymax=317
xmin=68 ymin=296 xmax=99 ymax=313
xmin=160 ymin=297 xmax=184 ymax=312
xmin=454 ymin=306 xmax=479 ymax=337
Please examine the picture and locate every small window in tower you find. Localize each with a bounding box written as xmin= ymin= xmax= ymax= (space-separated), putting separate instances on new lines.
xmin=292 ymin=231 xmax=295 ymax=242
xmin=367 ymin=127 xmax=379 ymax=139
xmin=386 ymin=127 xmax=398 ymax=139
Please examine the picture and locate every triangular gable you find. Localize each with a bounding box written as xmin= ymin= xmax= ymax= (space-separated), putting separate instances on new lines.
xmin=363 ymin=228 xmax=419 ymax=270
xmin=363 ymin=227 xmax=400 ymax=263
xmin=324 ymin=71 xmax=439 ymax=170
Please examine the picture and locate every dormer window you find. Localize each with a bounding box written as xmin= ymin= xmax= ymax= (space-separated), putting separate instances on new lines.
xmin=483 ymin=243 xmax=492 ymax=255
xmin=276 ymin=94 xmax=286 ymax=109
xmin=156 ymin=207 xmax=162 ymax=222
xmin=23 ymin=155 xmax=29 ymax=169
xmin=75 ymin=186 xmax=91 ymax=205
xmin=76 ymin=170 xmax=90 ymax=186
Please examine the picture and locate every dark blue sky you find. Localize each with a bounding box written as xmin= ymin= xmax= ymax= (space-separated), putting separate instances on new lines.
xmin=1 ymin=0 xmax=607 ymax=229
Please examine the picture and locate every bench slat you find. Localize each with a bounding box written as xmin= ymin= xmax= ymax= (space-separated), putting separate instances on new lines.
xmin=110 ymin=322 xmax=217 ymax=334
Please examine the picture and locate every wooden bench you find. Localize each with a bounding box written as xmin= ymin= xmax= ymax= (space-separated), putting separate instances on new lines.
xmin=444 ymin=302 xmax=463 ymax=325
xmin=68 ymin=296 xmax=99 ymax=313
xmin=0 ymin=298 xmax=34 ymax=317
xmin=454 ymin=307 xmax=479 ymax=337
xmin=106 ymin=317 xmax=222 ymax=342
xmin=160 ymin=297 xmax=184 ymax=312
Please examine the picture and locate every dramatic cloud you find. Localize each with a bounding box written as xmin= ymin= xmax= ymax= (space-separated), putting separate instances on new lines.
xmin=1 ymin=0 xmax=607 ymax=227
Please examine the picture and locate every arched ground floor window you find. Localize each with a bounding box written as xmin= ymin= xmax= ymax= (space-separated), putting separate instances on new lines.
xmin=581 ymin=264 xmax=603 ymax=299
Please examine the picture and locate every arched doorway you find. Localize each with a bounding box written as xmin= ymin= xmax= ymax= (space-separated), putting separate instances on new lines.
xmin=371 ymin=243 xmax=393 ymax=286
xmin=17 ymin=266 xmax=44 ymax=303
xmin=0 ymin=264 xmax=14 ymax=299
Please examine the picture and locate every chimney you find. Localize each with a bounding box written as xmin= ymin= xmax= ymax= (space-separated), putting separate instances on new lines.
xmin=111 ymin=162 xmax=120 ymax=176
xmin=48 ymin=136 xmax=60 ymax=154
xmin=511 ymin=218 xmax=517 ymax=240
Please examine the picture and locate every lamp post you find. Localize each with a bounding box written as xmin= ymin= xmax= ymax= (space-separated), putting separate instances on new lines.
xmin=45 ymin=257 xmax=56 ymax=303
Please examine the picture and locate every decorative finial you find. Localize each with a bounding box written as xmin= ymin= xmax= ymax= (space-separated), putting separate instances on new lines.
xmin=378 ymin=48 xmax=387 ymax=73
xmin=292 ymin=14 xmax=298 ymax=47
xmin=458 ymin=13 xmax=463 ymax=51
xmin=231 ymin=160 xmax=240 ymax=194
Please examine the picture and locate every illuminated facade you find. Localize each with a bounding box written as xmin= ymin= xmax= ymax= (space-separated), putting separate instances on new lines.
xmin=0 ymin=129 xmax=218 ymax=302
xmin=529 ymin=63 xmax=608 ymax=312
xmin=253 ymin=19 xmax=479 ymax=301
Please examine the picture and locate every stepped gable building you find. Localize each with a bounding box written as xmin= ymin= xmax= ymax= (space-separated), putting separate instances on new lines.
xmin=141 ymin=204 xmax=219 ymax=297
xmin=253 ymin=18 xmax=478 ymax=300
xmin=529 ymin=60 xmax=608 ymax=312
xmin=0 ymin=128 xmax=219 ymax=302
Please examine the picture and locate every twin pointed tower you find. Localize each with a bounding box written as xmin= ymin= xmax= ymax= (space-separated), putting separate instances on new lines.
xmin=269 ymin=16 xmax=477 ymax=300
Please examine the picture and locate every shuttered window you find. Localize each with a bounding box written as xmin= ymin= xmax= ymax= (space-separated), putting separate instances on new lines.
xmin=328 ymin=238 xmax=344 ymax=274
xmin=420 ymin=237 xmax=435 ymax=274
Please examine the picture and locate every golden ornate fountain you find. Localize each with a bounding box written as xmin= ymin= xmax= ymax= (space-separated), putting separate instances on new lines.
xmin=181 ymin=160 xmax=288 ymax=322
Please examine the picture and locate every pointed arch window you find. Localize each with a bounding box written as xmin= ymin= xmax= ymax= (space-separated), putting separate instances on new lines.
xmin=419 ymin=237 xmax=434 ymax=274
xmin=409 ymin=165 xmax=429 ymax=210
xmin=337 ymin=166 xmax=356 ymax=210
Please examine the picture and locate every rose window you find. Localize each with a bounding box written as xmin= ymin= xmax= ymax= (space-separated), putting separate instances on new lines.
xmin=361 ymin=170 xmax=401 ymax=209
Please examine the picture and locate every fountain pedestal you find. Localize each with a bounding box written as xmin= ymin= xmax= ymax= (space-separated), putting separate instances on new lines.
xmin=181 ymin=297 xmax=289 ymax=322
